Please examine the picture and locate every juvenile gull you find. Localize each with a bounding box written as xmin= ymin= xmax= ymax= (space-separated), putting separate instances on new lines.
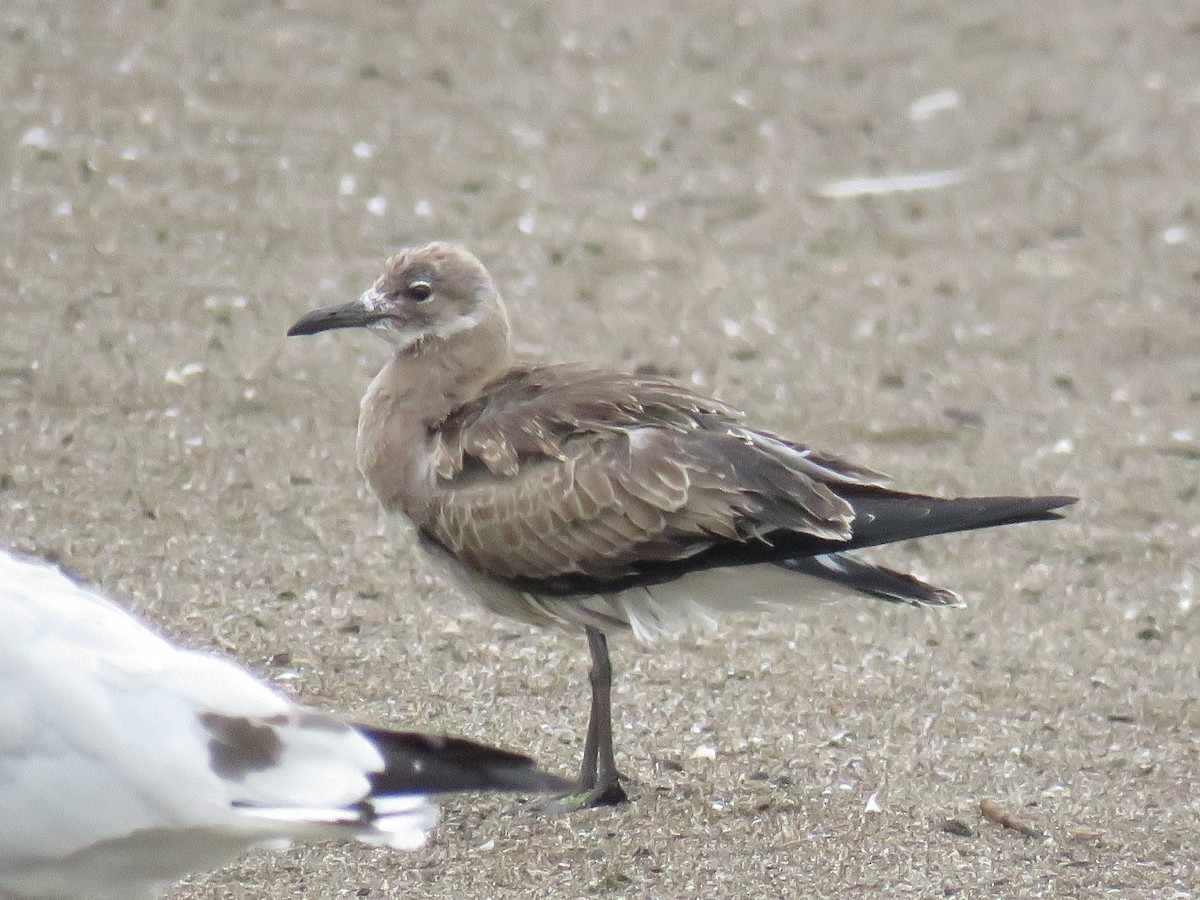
xmin=288 ymin=243 xmax=1076 ymax=808
xmin=0 ymin=549 xmax=569 ymax=900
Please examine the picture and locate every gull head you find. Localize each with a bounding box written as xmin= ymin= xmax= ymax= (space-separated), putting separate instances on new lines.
xmin=288 ymin=243 xmax=509 ymax=356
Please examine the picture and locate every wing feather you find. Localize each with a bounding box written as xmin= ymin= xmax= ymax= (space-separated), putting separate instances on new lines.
xmin=422 ymin=367 xmax=881 ymax=588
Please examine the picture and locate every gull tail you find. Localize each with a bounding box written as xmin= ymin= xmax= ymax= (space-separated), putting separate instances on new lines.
xmin=328 ymin=728 xmax=572 ymax=849
xmin=356 ymin=727 xmax=573 ymax=796
xmin=237 ymin=729 xmax=570 ymax=852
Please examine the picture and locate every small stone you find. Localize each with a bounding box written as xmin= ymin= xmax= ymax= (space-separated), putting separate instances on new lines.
xmin=941 ymin=818 xmax=975 ymax=837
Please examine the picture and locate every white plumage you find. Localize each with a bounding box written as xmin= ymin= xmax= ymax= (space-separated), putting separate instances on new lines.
xmin=0 ymin=549 xmax=563 ymax=900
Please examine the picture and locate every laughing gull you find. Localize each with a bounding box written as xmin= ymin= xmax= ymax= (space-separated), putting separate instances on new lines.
xmin=288 ymin=242 xmax=1076 ymax=808
xmin=0 ymin=549 xmax=569 ymax=899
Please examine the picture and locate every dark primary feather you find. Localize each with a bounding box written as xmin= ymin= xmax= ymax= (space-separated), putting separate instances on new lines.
xmin=830 ymin=490 xmax=1076 ymax=552
xmin=778 ymin=554 xmax=963 ymax=607
xmin=356 ymin=727 xmax=572 ymax=796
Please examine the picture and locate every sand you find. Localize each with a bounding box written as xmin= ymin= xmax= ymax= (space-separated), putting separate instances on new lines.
xmin=1 ymin=1 xmax=1196 ymax=896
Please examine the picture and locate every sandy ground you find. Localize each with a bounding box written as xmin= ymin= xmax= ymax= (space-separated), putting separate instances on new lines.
xmin=2 ymin=0 xmax=1198 ymax=897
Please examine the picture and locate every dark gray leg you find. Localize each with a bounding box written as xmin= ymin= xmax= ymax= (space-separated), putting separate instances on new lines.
xmin=579 ymin=644 xmax=601 ymax=789
xmin=541 ymin=627 xmax=629 ymax=812
xmin=580 ymin=626 xmax=627 ymax=804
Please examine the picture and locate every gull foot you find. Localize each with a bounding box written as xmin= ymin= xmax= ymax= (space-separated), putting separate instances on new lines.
xmin=537 ymin=780 xmax=630 ymax=813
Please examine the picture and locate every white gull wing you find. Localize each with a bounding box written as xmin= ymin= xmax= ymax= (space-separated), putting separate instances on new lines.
xmin=0 ymin=551 xmax=491 ymax=900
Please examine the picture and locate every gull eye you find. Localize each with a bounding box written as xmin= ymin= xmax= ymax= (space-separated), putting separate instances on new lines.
xmin=406 ymin=280 xmax=433 ymax=302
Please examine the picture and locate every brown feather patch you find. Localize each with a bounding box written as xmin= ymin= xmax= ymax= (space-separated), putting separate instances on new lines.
xmin=200 ymin=713 xmax=285 ymax=780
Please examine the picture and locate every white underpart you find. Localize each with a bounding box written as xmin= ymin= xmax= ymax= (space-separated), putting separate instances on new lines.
xmin=409 ymin=516 xmax=866 ymax=644
xmin=568 ymin=563 xmax=855 ymax=644
xmin=477 ymin=563 xmax=856 ymax=645
xmin=0 ymin=550 xmax=439 ymax=900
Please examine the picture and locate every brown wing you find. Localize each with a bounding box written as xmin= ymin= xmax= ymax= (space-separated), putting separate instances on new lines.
xmin=423 ymin=366 xmax=886 ymax=587
xmin=428 ymin=364 xmax=740 ymax=478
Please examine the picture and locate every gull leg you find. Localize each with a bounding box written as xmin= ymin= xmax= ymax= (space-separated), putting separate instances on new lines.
xmin=543 ymin=626 xmax=629 ymax=812
xmin=579 ymin=667 xmax=601 ymax=789
xmin=585 ymin=626 xmax=625 ymax=800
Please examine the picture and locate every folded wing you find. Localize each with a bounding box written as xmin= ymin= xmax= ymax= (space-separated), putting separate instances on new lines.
xmin=421 ymin=366 xmax=1075 ymax=609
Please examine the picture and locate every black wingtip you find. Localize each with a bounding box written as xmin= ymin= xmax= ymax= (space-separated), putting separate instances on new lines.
xmin=975 ymin=493 xmax=1079 ymax=527
xmin=1025 ymin=495 xmax=1079 ymax=517
xmin=778 ymin=553 xmax=966 ymax=608
xmin=356 ymin=726 xmax=572 ymax=797
xmin=827 ymin=490 xmax=1080 ymax=552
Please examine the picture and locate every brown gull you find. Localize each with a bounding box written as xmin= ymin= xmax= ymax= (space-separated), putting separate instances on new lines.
xmin=288 ymin=243 xmax=1076 ymax=808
